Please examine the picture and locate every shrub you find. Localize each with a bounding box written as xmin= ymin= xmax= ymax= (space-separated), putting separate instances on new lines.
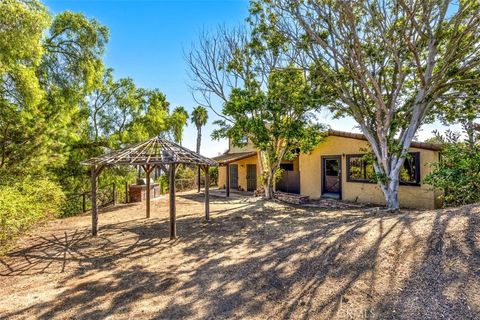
xmin=0 ymin=178 xmax=65 ymax=248
xmin=209 ymin=166 xmax=218 ymax=186
xmin=425 ymin=142 xmax=480 ymax=207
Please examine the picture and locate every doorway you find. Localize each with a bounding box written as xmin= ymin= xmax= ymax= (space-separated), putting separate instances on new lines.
xmin=322 ymin=156 xmax=342 ymax=198
xmin=246 ymin=164 xmax=257 ymax=191
xmin=229 ymin=164 xmax=238 ymax=189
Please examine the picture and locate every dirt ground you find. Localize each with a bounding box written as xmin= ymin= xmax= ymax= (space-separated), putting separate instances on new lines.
xmin=1 ymin=191 xmax=479 ymax=320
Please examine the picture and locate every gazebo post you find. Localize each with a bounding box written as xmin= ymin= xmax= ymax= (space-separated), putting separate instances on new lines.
xmin=197 ymin=165 xmax=201 ymax=193
xmin=169 ymin=163 xmax=177 ymax=239
xmin=91 ymin=166 xmax=98 ymax=236
xmin=226 ymin=163 xmax=230 ymax=197
xmin=145 ymin=164 xmax=152 ymax=218
xmin=204 ymin=165 xmax=210 ymax=220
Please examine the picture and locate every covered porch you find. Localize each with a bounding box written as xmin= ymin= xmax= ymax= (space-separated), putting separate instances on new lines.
xmin=213 ymin=151 xmax=301 ymax=196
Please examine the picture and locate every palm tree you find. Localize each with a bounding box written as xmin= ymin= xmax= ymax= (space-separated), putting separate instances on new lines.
xmin=170 ymin=106 xmax=189 ymax=145
xmin=191 ymin=106 xmax=208 ymax=192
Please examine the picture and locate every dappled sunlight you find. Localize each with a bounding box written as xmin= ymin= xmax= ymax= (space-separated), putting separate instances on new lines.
xmin=1 ymin=193 xmax=479 ymax=319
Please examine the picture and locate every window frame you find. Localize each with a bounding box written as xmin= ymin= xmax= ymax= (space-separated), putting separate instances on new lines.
xmin=346 ymin=152 xmax=421 ymax=186
xmin=346 ymin=154 xmax=375 ymax=184
xmin=399 ymin=152 xmax=421 ymax=186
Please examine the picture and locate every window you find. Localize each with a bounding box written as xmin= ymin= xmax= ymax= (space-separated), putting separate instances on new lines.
xmin=399 ymin=152 xmax=421 ymax=185
xmin=347 ymin=153 xmax=421 ymax=185
xmin=346 ymin=155 xmax=376 ymax=182
xmin=280 ymin=163 xmax=294 ymax=171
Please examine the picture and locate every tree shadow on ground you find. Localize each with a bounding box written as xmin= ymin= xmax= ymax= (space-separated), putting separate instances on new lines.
xmin=1 ymin=194 xmax=479 ymax=319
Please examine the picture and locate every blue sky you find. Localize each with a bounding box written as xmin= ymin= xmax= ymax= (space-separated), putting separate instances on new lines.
xmin=44 ymin=0 xmax=450 ymax=156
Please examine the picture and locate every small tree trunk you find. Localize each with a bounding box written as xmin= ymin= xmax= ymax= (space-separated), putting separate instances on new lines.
xmin=196 ymin=127 xmax=202 ymax=193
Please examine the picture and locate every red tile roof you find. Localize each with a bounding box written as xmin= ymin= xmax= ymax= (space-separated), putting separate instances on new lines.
xmin=328 ymin=130 xmax=442 ymax=151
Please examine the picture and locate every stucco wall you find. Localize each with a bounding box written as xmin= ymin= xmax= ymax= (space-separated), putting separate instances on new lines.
xmin=299 ymin=135 xmax=441 ymax=209
xmin=218 ymin=155 xmax=260 ymax=190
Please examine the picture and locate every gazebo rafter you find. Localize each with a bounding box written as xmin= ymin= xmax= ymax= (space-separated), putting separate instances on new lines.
xmin=82 ymin=136 xmax=217 ymax=239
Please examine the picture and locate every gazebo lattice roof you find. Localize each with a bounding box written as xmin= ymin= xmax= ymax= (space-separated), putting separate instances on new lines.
xmin=82 ymin=136 xmax=217 ymax=239
xmin=82 ymin=136 xmax=218 ymax=167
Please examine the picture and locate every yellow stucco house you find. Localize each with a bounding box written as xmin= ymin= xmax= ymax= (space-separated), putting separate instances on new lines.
xmin=213 ymin=130 xmax=443 ymax=209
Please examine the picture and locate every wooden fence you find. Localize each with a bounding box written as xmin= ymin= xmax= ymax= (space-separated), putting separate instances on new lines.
xmin=276 ymin=171 xmax=300 ymax=194
xmin=67 ymin=177 xmax=217 ymax=215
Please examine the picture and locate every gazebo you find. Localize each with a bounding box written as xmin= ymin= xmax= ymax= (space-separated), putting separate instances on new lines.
xmin=82 ymin=137 xmax=218 ymax=239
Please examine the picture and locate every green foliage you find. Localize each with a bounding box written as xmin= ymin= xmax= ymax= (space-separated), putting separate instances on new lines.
xmin=157 ymin=175 xmax=169 ymax=194
xmin=0 ymin=178 xmax=65 ymax=247
xmin=432 ymin=70 xmax=480 ymax=147
xmin=213 ymin=66 xmax=329 ymax=194
xmin=191 ymin=106 xmax=208 ymax=129
xmin=0 ymin=0 xmax=108 ymax=176
xmin=0 ymin=0 xmax=182 ymax=247
xmin=425 ymin=134 xmax=480 ymax=207
xmin=209 ymin=166 xmax=218 ymax=186
xmin=169 ymin=106 xmax=189 ymax=144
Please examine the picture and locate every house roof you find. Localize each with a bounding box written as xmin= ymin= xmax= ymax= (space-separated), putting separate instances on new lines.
xmin=213 ymin=130 xmax=441 ymax=165
xmin=212 ymin=151 xmax=257 ymax=165
xmin=82 ymin=136 xmax=218 ymax=167
xmin=328 ymin=130 xmax=442 ymax=151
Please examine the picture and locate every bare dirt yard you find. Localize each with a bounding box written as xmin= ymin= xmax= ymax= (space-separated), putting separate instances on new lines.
xmin=1 ymin=191 xmax=479 ymax=320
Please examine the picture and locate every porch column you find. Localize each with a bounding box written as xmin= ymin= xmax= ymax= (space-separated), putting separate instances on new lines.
xmin=145 ymin=165 xmax=151 ymax=218
xmin=197 ymin=165 xmax=201 ymax=193
xmin=226 ymin=163 xmax=230 ymax=197
xmin=204 ymin=165 xmax=210 ymax=220
xmin=90 ymin=165 xmax=104 ymax=236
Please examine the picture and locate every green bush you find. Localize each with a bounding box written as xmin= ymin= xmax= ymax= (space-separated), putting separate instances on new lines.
xmin=209 ymin=166 xmax=218 ymax=186
xmin=425 ymin=141 xmax=480 ymax=207
xmin=0 ymin=178 xmax=65 ymax=247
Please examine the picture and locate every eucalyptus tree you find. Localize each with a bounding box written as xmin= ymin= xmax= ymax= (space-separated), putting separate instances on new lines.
xmin=187 ymin=26 xmax=331 ymax=198
xmin=86 ymin=69 xmax=144 ymax=144
xmin=0 ymin=0 xmax=108 ymax=177
xmin=433 ymin=69 xmax=480 ymax=148
xmin=254 ymin=0 xmax=480 ymax=209
xmin=191 ymin=106 xmax=209 ymax=192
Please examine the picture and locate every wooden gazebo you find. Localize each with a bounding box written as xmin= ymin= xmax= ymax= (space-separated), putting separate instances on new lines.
xmin=82 ymin=137 xmax=218 ymax=239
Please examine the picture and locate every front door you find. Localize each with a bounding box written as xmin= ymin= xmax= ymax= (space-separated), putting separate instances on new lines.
xmin=246 ymin=164 xmax=257 ymax=191
xmin=322 ymin=156 xmax=341 ymax=195
xmin=229 ymin=164 xmax=238 ymax=189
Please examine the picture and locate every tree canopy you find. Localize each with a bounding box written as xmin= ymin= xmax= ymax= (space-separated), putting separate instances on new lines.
xmin=0 ymin=0 xmax=191 ymax=242
xmin=188 ymin=24 xmax=332 ymax=198
xmin=252 ymin=0 xmax=480 ymax=209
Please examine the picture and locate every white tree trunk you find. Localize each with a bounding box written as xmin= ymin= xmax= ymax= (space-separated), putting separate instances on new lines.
xmin=263 ymin=174 xmax=274 ymax=199
xmin=258 ymin=144 xmax=288 ymax=200
xmin=379 ymin=172 xmax=401 ymax=211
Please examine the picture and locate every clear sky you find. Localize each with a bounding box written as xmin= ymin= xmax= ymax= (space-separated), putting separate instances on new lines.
xmin=44 ymin=0 xmax=452 ymax=157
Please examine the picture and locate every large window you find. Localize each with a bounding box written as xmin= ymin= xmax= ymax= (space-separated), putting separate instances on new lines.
xmin=347 ymin=153 xmax=421 ymax=185
xmin=346 ymin=155 xmax=376 ymax=182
